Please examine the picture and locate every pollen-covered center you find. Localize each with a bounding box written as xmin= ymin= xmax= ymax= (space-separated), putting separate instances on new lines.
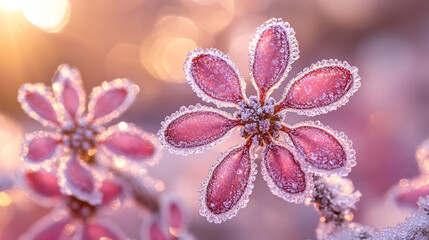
xmin=61 ymin=120 xmax=99 ymax=157
xmin=235 ymin=96 xmax=283 ymax=145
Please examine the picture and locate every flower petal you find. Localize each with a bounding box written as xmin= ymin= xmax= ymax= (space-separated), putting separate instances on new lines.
xmin=199 ymin=143 xmax=257 ymax=223
xmin=80 ymin=221 xmax=126 ymax=240
xmin=389 ymin=176 xmax=429 ymax=209
xmin=99 ymin=179 xmax=124 ymax=205
xmin=141 ymin=214 xmax=169 ymax=240
xmin=277 ymin=59 xmax=361 ymax=116
xmin=52 ymin=64 xmax=86 ymax=121
xmin=98 ymin=123 xmax=161 ymax=167
xmin=18 ymin=83 xmax=62 ymax=127
xmin=416 ymin=139 xmax=429 ymax=174
xmin=249 ymin=18 xmax=299 ymax=100
xmin=21 ymin=132 xmax=61 ymax=169
xmin=161 ymin=195 xmax=188 ymax=237
xmin=58 ymin=154 xmax=102 ymax=205
xmin=184 ymin=48 xmax=246 ymax=108
xmin=19 ymin=210 xmax=74 ymax=240
xmin=23 ymin=169 xmax=62 ymax=199
xmin=287 ymin=121 xmax=356 ymax=177
xmin=159 ymin=105 xmax=239 ymax=155
xmin=87 ymin=79 xmax=139 ymax=125
xmin=261 ymin=142 xmax=313 ymax=203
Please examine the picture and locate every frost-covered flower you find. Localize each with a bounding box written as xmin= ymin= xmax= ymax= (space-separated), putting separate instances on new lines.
xmin=159 ymin=18 xmax=360 ymax=223
xmin=388 ymin=139 xmax=429 ymax=209
xmin=142 ymin=195 xmax=194 ymax=240
xmin=18 ymin=64 xmax=161 ymax=205
xmin=19 ymin=167 xmax=127 ymax=240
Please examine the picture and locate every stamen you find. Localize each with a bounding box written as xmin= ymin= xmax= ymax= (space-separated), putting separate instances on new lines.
xmin=235 ymin=96 xmax=283 ymax=146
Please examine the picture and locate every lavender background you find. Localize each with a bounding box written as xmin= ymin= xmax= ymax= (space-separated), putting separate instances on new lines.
xmin=1 ymin=0 xmax=429 ymax=239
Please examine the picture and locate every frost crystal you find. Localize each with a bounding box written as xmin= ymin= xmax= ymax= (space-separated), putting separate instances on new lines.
xmin=159 ymin=17 xmax=361 ymax=223
xmin=324 ymin=139 xmax=429 ymax=240
xmin=369 ymin=196 xmax=429 ymax=240
xmin=312 ymin=175 xmax=361 ymax=239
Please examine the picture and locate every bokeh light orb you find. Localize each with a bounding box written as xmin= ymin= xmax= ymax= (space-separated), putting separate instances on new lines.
xmin=22 ymin=0 xmax=70 ymax=33
xmin=0 ymin=0 xmax=23 ymax=11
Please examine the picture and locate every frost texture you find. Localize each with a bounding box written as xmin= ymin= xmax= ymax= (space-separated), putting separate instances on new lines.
xmin=159 ymin=17 xmax=360 ymax=223
xmin=327 ymin=197 xmax=429 ymax=240
xmin=371 ymin=197 xmax=429 ymax=239
xmin=277 ymin=59 xmax=361 ymax=117
xmin=261 ymin=142 xmax=313 ymax=203
xmin=312 ymin=175 xmax=362 ymax=240
xmin=315 ymin=143 xmax=429 ymax=240
xmin=249 ymin=18 xmax=300 ymax=100
xmin=199 ymin=143 xmax=257 ymax=223
xmin=286 ymin=121 xmax=356 ymax=177
xmin=184 ymin=48 xmax=247 ymax=108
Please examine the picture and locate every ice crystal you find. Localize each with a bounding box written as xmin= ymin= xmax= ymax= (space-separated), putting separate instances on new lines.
xmin=18 ymin=64 xmax=161 ymax=204
xmin=323 ymin=223 xmax=374 ymax=240
xmin=371 ymin=197 xmax=429 ymax=240
xmin=159 ymin=18 xmax=361 ymax=223
xmin=323 ymin=139 xmax=429 ymax=240
xmin=312 ymin=175 xmax=361 ymax=239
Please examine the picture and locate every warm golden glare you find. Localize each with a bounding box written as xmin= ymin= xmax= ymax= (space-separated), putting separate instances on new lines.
xmin=118 ymin=121 xmax=128 ymax=131
xmin=0 ymin=192 xmax=12 ymax=207
xmin=114 ymin=159 xmax=126 ymax=168
xmin=181 ymin=0 xmax=235 ymax=33
xmin=169 ymin=227 xmax=180 ymax=237
xmin=0 ymin=0 xmax=23 ymax=11
xmin=22 ymin=0 xmax=71 ymax=33
xmin=344 ymin=213 xmax=354 ymax=221
xmin=141 ymin=34 xmax=197 ymax=83
xmin=163 ymin=37 xmax=198 ymax=81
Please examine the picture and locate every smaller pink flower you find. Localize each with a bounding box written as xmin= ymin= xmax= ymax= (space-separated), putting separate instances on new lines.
xmin=142 ymin=195 xmax=194 ymax=240
xmin=159 ymin=18 xmax=361 ymax=223
xmin=19 ymin=167 xmax=127 ymax=240
xmin=18 ymin=64 xmax=161 ymax=205
xmin=388 ymin=139 xmax=429 ymax=209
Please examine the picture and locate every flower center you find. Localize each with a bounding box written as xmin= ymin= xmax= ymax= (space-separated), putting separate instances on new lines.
xmin=235 ymin=96 xmax=283 ymax=146
xmin=61 ymin=120 xmax=99 ymax=157
xmin=66 ymin=196 xmax=96 ymax=219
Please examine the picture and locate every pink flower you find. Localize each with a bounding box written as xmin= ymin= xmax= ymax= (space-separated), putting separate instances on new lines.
xmin=18 ymin=64 xmax=161 ymax=205
xmin=159 ymin=18 xmax=361 ymax=223
xmin=19 ymin=168 xmax=127 ymax=240
xmin=142 ymin=195 xmax=194 ymax=240
xmin=388 ymin=139 xmax=429 ymax=209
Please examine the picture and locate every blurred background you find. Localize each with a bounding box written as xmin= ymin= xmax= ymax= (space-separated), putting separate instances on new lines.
xmin=1 ymin=0 xmax=429 ymax=239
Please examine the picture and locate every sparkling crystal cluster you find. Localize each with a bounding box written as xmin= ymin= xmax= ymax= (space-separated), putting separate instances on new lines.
xmin=159 ymin=18 xmax=361 ymax=223
xmin=312 ymin=175 xmax=362 ymax=240
xmin=371 ymin=196 xmax=429 ymax=240
xmin=321 ymin=139 xmax=429 ymax=240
